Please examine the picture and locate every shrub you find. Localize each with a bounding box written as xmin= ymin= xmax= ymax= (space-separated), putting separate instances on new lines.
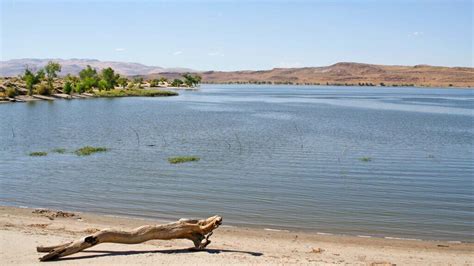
xmin=168 ymin=156 xmax=200 ymax=164
xmin=29 ymin=151 xmax=48 ymax=156
xmin=75 ymin=146 xmax=108 ymax=156
xmin=36 ymin=83 xmax=51 ymax=96
xmin=52 ymin=148 xmax=66 ymax=154
xmin=6 ymin=87 xmax=17 ymax=98
xmin=63 ymin=81 xmax=73 ymax=95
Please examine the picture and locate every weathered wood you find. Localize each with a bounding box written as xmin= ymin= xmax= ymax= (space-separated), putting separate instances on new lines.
xmin=36 ymin=215 xmax=222 ymax=261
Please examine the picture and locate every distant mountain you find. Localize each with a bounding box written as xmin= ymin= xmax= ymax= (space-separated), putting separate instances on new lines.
xmin=2 ymin=59 xmax=472 ymax=87
xmin=0 ymin=58 xmax=193 ymax=77
xmin=192 ymin=62 xmax=473 ymax=87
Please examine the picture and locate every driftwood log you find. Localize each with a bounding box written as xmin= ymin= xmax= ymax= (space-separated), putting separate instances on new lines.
xmin=36 ymin=215 xmax=223 ymax=261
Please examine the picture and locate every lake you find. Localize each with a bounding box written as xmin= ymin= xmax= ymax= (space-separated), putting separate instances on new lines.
xmin=0 ymin=85 xmax=472 ymax=242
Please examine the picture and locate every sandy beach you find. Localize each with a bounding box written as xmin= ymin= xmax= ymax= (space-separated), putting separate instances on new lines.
xmin=0 ymin=206 xmax=472 ymax=265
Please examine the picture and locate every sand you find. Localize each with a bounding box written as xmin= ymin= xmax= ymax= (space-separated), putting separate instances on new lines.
xmin=0 ymin=206 xmax=472 ymax=265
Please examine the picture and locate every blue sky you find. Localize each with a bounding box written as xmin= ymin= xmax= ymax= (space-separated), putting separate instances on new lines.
xmin=1 ymin=0 xmax=472 ymax=70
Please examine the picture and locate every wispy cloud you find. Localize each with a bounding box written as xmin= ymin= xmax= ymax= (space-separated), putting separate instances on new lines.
xmin=411 ymin=31 xmax=424 ymax=37
xmin=115 ymin=48 xmax=126 ymax=52
xmin=208 ymin=51 xmax=224 ymax=57
xmin=173 ymin=51 xmax=183 ymax=55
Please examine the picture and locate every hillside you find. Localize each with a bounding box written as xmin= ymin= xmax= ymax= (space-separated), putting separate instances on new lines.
xmin=195 ymin=63 xmax=473 ymax=87
xmin=1 ymin=59 xmax=472 ymax=87
xmin=0 ymin=59 xmax=193 ymax=77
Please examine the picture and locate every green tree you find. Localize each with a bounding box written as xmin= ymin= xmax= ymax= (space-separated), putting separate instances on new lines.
xmin=150 ymin=79 xmax=159 ymax=87
xmin=182 ymin=73 xmax=202 ymax=87
xmin=22 ymin=68 xmax=45 ymax=96
xmin=98 ymin=79 xmax=108 ymax=91
xmin=117 ymin=77 xmax=128 ymax=89
xmin=44 ymin=61 xmax=61 ymax=92
xmin=63 ymin=81 xmax=73 ymax=95
xmin=159 ymin=77 xmax=168 ymax=84
xmin=133 ymin=77 xmax=143 ymax=84
xmin=79 ymin=65 xmax=99 ymax=91
xmin=75 ymin=82 xmax=85 ymax=93
xmin=132 ymin=77 xmax=144 ymax=88
xmin=171 ymin=79 xmax=184 ymax=87
xmin=100 ymin=67 xmax=118 ymax=90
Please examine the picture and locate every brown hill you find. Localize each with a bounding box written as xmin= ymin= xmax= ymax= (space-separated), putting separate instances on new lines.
xmin=190 ymin=62 xmax=472 ymax=87
xmin=143 ymin=62 xmax=473 ymax=88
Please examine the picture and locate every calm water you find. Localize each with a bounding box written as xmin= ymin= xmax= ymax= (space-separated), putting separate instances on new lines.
xmin=0 ymin=85 xmax=473 ymax=242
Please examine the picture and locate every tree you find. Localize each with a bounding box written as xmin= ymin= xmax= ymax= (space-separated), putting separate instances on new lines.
xmin=98 ymin=80 xmax=108 ymax=91
xmin=117 ymin=77 xmax=128 ymax=89
xmin=149 ymin=79 xmax=159 ymax=87
xmin=132 ymin=77 xmax=144 ymax=88
xmin=182 ymin=73 xmax=202 ymax=87
xmin=171 ymin=79 xmax=184 ymax=87
xmin=22 ymin=68 xmax=45 ymax=96
xmin=79 ymin=65 xmax=99 ymax=91
xmin=100 ymin=67 xmax=118 ymax=90
xmin=63 ymin=81 xmax=73 ymax=95
xmin=133 ymin=77 xmax=143 ymax=84
xmin=44 ymin=61 xmax=61 ymax=91
xmin=159 ymin=77 xmax=168 ymax=84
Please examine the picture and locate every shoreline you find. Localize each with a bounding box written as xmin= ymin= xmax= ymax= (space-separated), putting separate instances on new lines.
xmin=1 ymin=206 xmax=472 ymax=265
xmin=3 ymin=204 xmax=470 ymax=244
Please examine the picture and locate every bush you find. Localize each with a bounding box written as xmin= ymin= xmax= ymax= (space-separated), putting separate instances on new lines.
xmin=29 ymin=151 xmax=48 ymax=156
xmin=6 ymin=87 xmax=17 ymax=98
xmin=75 ymin=146 xmax=108 ymax=156
xmin=64 ymin=81 xmax=73 ymax=95
xmin=52 ymin=148 xmax=66 ymax=154
xmin=36 ymin=83 xmax=51 ymax=95
xmin=168 ymin=156 xmax=200 ymax=164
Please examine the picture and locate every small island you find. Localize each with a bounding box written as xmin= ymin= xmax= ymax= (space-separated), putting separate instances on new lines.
xmin=0 ymin=61 xmax=202 ymax=103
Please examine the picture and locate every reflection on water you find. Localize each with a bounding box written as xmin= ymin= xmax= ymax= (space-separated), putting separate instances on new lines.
xmin=0 ymin=85 xmax=473 ymax=241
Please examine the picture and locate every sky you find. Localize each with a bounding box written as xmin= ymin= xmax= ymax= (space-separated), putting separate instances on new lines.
xmin=0 ymin=0 xmax=472 ymax=71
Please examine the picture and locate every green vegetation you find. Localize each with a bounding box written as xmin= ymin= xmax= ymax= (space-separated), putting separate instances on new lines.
xmin=78 ymin=65 xmax=99 ymax=92
xmin=182 ymin=73 xmax=202 ymax=87
xmin=63 ymin=81 xmax=73 ymax=95
xmin=94 ymin=89 xmax=178 ymax=97
xmin=44 ymin=61 xmax=61 ymax=91
xmin=168 ymin=156 xmax=200 ymax=164
xmin=169 ymin=74 xmax=202 ymax=87
xmin=36 ymin=83 xmax=51 ymax=96
xmin=359 ymin=157 xmax=372 ymax=162
xmin=6 ymin=87 xmax=17 ymax=98
xmin=22 ymin=68 xmax=45 ymax=96
xmin=149 ymin=79 xmax=159 ymax=87
xmin=13 ymin=63 xmax=184 ymax=100
xmin=117 ymin=77 xmax=128 ymax=89
xmin=29 ymin=151 xmax=48 ymax=156
xmin=99 ymin=67 xmax=120 ymax=90
xmin=170 ymin=79 xmax=184 ymax=87
xmin=75 ymin=146 xmax=108 ymax=156
xmin=52 ymin=148 xmax=66 ymax=154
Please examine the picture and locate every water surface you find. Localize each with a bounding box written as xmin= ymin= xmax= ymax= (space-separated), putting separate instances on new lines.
xmin=0 ymin=85 xmax=472 ymax=241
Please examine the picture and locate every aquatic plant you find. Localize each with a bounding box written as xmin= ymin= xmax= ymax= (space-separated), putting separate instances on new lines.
xmin=52 ymin=148 xmax=66 ymax=154
xmin=359 ymin=157 xmax=372 ymax=162
xmin=93 ymin=89 xmax=178 ymax=97
xmin=29 ymin=151 xmax=48 ymax=156
xmin=75 ymin=146 xmax=108 ymax=156
xmin=168 ymin=156 xmax=200 ymax=164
